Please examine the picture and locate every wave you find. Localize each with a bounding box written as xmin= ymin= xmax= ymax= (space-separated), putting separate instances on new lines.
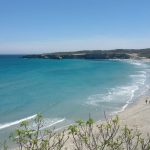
xmin=41 ymin=118 xmax=65 ymax=130
xmin=0 ymin=114 xmax=37 ymax=130
xmin=130 ymin=72 xmax=146 ymax=85
xmin=123 ymin=59 xmax=149 ymax=69
xmin=0 ymin=113 xmax=66 ymax=131
xmin=122 ymin=59 xmax=143 ymax=65
xmin=87 ymin=82 xmax=149 ymax=115
xmin=86 ymin=85 xmax=139 ymax=106
xmin=86 ymin=61 xmax=150 ymax=115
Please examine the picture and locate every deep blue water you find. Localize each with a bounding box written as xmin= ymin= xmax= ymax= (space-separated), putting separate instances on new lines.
xmin=0 ymin=55 xmax=150 ymax=142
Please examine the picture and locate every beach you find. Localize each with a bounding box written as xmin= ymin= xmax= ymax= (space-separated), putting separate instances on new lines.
xmin=119 ymin=95 xmax=150 ymax=135
xmin=0 ymin=56 xmax=150 ymax=149
xmin=9 ymin=94 xmax=150 ymax=150
xmin=63 ymin=94 xmax=150 ymax=149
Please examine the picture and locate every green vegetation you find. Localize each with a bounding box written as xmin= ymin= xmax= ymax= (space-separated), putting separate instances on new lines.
xmin=1 ymin=114 xmax=150 ymax=150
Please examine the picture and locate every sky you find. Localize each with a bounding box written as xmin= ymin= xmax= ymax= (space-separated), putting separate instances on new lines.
xmin=0 ymin=0 xmax=150 ymax=54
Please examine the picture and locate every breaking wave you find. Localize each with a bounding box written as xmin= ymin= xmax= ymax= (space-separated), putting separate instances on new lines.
xmin=0 ymin=114 xmax=37 ymax=130
xmin=86 ymin=60 xmax=150 ymax=115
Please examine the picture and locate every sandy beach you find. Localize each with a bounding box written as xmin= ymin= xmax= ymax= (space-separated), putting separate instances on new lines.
xmin=119 ymin=95 xmax=150 ymax=135
xmin=63 ymin=94 xmax=150 ymax=150
xmin=10 ymin=95 xmax=150 ymax=150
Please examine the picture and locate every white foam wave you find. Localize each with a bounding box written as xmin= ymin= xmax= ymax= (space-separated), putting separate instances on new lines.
xmin=0 ymin=114 xmax=37 ymax=130
xmin=130 ymin=74 xmax=146 ymax=78
xmin=86 ymin=85 xmax=138 ymax=107
xmin=129 ymin=61 xmax=143 ymax=66
xmin=86 ymin=67 xmax=149 ymax=114
xmin=14 ymin=118 xmax=66 ymax=139
xmin=41 ymin=118 xmax=65 ymax=130
xmin=86 ymin=59 xmax=150 ymax=116
xmin=130 ymin=73 xmax=146 ymax=85
xmin=138 ymin=71 xmax=147 ymax=74
xmin=123 ymin=60 xmax=148 ymax=68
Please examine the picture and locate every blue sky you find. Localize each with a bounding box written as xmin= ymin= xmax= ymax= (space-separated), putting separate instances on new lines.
xmin=0 ymin=0 xmax=150 ymax=54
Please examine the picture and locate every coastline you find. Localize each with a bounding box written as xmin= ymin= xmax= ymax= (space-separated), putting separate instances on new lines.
xmin=118 ymin=94 xmax=150 ymax=135
xmin=2 ymin=57 xmax=150 ymax=149
xmin=63 ymin=94 xmax=150 ymax=150
xmin=10 ymin=95 xmax=150 ymax=150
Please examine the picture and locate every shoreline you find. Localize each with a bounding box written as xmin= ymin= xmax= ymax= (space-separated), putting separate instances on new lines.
xmin=63 ymin=94 xmax=150 ymax=150
xmin=9 ymin=94 xmax=150 ymax=150
xmin=118 ymin=94 xmax=150 ymax=135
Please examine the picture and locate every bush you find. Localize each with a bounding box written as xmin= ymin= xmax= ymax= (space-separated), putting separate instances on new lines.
xmin=8 ymin=114 xmax=69 ymax=150
xmin=1 ymin=114 xmax=150 ymax=150
xmin=68 ymin=116 xmax=150 ymax=150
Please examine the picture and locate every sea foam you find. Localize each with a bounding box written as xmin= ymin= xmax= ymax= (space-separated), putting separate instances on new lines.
xmin=0 ymin=114 xmax=37 ymax=130
xmin=86 ymin=60 xmax=149 ymax=116
xmin=41 ymin=118 xmax=65 ymax=130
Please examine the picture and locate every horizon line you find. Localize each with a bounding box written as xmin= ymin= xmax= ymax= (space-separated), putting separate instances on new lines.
xmin=0 ymin=48 xmax=150 ymax=55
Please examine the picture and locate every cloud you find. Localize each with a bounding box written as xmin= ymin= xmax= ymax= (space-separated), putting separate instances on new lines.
xmin=0 ymin=37 xmax=150 ymax=54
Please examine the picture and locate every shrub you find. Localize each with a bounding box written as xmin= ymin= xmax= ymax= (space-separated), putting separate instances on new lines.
xmin=8 ymin=114 xmax=69 ymax=150
xmin=1 ymin=114 xmax=150 ymax=150
xmin=68 ymin=116 xmax=150 ymax=150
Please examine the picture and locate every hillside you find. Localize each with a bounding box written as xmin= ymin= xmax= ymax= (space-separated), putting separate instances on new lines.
xmin=23 ymin=48 xmax=150 ymax=60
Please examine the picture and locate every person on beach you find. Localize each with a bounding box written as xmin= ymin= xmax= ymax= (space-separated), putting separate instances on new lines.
xmin=145 ymin=99 xmax=148 ymax=104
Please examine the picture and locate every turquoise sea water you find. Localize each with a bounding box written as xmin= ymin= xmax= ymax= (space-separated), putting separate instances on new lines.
xmin=0 ymin=55 xmax=150 ymax=143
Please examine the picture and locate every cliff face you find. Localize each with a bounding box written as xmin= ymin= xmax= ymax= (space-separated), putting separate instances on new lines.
xmin=23 ymin=49 xmax=150 ymax=60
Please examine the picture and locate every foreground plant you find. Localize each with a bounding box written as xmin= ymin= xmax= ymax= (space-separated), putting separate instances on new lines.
xmin=68 ymin=116 xmax=150 ymax=150
xmin=1 ymin=114 xmax=150 ymax=150
xmin=9 ymin=114 xmax=69 ymax=150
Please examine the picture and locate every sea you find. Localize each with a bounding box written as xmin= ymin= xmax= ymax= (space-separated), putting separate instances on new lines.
xmin=0 ymin=55 xmax=150 ymax=145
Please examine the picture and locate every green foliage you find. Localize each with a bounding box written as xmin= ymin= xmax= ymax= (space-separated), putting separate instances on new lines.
xmin=68 ymin=116 xmax=150 ymax=150
xmin=7 ymin=114 xmax=69 ymax=150
xmin=1 ymin=115 xmax=150 ymax=150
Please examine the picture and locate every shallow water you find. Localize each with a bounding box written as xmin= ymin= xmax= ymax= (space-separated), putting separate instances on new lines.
xmin=0 ymin=56 xmax=150 ymax=143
